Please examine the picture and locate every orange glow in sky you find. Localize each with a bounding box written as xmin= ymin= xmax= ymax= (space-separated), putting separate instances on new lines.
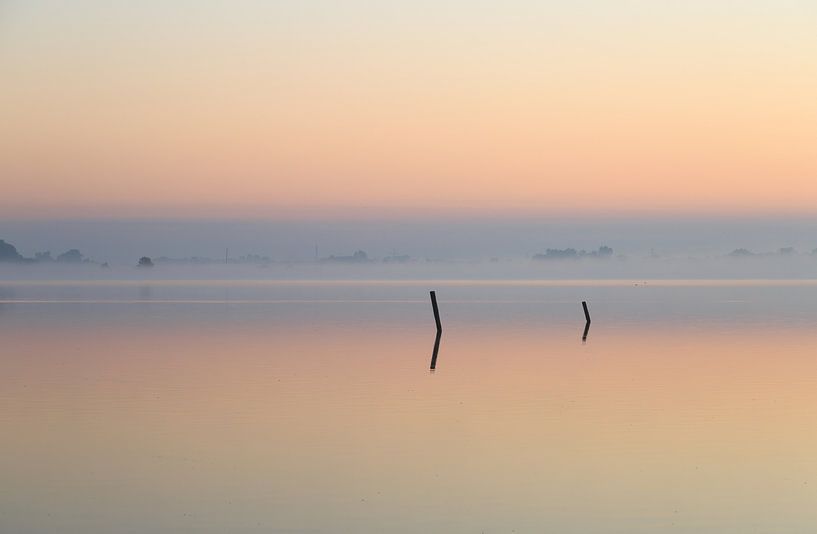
xmin=2 ymin=1 xmax=817 ymax=219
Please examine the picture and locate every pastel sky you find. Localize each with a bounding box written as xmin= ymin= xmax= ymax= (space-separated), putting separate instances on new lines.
xmin=2 ymin=0 xmax=817 ymax=219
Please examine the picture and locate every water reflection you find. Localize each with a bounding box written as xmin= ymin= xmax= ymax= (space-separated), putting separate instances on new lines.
xmin=2 ymin=283 xmax=817 ymax=533
xmin=582 ymin=320 xmax=591 ymax=343
xmin=0 ymin=285 xmax=13 ymax=315
xmin=429 ymin=331 xmax=442 ymax=370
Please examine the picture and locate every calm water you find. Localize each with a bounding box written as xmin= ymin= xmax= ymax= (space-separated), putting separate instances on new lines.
xmin=2 ymin=280 xmax=817 ymax=533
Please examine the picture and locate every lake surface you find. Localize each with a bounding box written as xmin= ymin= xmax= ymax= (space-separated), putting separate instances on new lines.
xmin=2 ymin=280 xmax=817 ymax=533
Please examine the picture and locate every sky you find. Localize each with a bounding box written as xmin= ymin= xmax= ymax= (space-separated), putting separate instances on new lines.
xmin=2 ymin=0 xmax=817 ymax=221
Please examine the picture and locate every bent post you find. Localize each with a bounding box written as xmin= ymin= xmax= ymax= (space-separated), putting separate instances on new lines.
xmin=430 ymin=291 xmax=442 ymax=333
xmin=581 ymin=301 xmax=591 ymax=342
xmin=429 ymin=291 xmax=442 ymax=369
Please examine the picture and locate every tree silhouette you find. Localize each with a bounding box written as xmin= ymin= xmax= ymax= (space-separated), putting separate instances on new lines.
xmin=0 ymin=239 xmax=24 ymax=262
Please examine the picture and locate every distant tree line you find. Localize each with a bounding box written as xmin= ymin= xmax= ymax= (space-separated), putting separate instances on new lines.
xmin=321 ymin=250 xmax=370 ymax=263
xmin=533 ymin=246 xmax=614 ymax=260
xmin=728 ymin=247 xmax=811 ymax=258
xmin=0 ymin=239 xmax=92 ymax=264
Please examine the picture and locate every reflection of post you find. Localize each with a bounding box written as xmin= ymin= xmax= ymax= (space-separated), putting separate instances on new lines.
xmin=429 ymin=291 xmax=443 ymax=369
xmin=581 ymin=301 xmax=591 ymax=343
xmin=430 ymin=331 xmax=442 ymax=370
xmin=582 ymin=321 xmax=590 ymax=343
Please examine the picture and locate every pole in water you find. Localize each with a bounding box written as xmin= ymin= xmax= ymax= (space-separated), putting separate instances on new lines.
xmin=581 ymin=301 xmax=591 ymax=342
xmin=429 ymin=291 xmax=442 ymax=369
xmin=430 ymin=291 xmax=442 ymax=333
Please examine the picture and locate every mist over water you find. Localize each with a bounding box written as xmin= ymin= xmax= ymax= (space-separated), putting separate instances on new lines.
xmin=4 ymin=216 xmax=817 ymax=532
xmin=4 ymin=216 xmax=817 ymax=282
xmin=4 ymin=217 xmax=817 ymax=533
xmin=4 ymin=216 xmax=817 ymax=265
xmin=4 ymin=257 xmax=817 ymax=283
